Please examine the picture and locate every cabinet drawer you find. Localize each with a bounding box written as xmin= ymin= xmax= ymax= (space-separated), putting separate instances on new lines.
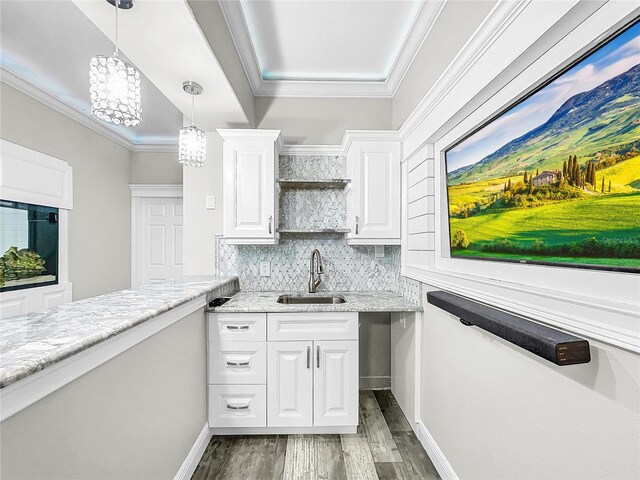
xmin=209 ymin=342 xmax=266 ymax=385
xmin=267 ymin=312 xmax=358 ymax=341
xmin=208 ymin=385 xmax=266 ymax=428
xmin=209 ymin=313 xmax=266 ymax=342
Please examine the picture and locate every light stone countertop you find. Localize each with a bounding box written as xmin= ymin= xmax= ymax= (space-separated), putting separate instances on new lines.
xmin=208 ymin=290 xmax=423 ymax=313
xmin=0 ymin=275 xmax=239 ymax=389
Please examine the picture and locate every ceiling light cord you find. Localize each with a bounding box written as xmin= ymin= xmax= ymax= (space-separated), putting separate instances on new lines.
xmin=114 ymin=0 xmax=120 ymax=57
xmin=191 ymin=91 xmax=196 ymax=126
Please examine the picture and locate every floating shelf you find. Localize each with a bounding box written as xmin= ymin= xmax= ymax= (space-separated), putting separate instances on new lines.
xmin=277 ymin=228 xmax=351 ymax=234
xmin=278 ymin=179 xmax=351 ymax=189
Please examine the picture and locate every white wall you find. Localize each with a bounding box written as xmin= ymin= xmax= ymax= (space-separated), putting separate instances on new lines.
xmin=420 ymin=285 xmax=639 ymax=480
xmin=182 ymin=132 xmax=223 ymax=275
xmin=0 ymin=307 xmax=207 ymax=479
xmin=131 ymin=151 xmax=182 ymax=185
xmin=397 ymin=2 xmax=640 ymax=478
xmin=0 ymin=83 xmax=132 ymax=300
xmin=392 ymin=0 xmax=496 ymax=130
xmin=255 ymin=96 xmax=392 ymax=145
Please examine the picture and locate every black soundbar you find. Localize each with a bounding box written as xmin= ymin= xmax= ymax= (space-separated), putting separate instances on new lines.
xmin=427 ymin=291 xmax=590 ymax=366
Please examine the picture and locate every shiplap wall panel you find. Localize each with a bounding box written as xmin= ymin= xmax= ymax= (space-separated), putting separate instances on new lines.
xmin=403 ymin=149 xmax=436 ymax=273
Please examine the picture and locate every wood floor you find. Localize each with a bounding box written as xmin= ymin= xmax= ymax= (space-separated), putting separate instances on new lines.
xmin=192 ymin=390 xmax=440 ymax=480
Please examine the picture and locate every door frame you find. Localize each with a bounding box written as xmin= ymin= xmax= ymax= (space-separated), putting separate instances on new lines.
xmin=129 ymin=184 xmax=183 ymax=287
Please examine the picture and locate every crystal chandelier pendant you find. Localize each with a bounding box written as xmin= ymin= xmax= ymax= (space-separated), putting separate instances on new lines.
xmin=179 ymin=125 xmax=207 ymax=167
xmin=90 ymin=55 xmax=141 ymax=126
xmin=179 ymin=81 xmax=206 ymax=167
xmin=89 ymin=0 xmax=141 ymax=126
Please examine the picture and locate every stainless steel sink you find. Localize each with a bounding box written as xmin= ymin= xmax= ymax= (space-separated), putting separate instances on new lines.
xmin=277 ymin=294 xmax=346 ymax=304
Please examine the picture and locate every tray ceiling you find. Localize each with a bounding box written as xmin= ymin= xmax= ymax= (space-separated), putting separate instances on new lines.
xmin=220 ymin=0 xmax=446 ymax=97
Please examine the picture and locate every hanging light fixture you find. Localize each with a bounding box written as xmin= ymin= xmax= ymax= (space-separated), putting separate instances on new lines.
xmin=89 ymin=0 xmax=141 ymax=127
xmin=179 ymin=81 xmax=206 ymax=167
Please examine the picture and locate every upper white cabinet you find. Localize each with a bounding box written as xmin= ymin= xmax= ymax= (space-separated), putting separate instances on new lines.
xmin=346 ymin=139 xmax=401 ymax=245
xmin=218 ymin=129 xmax=282 ymax=245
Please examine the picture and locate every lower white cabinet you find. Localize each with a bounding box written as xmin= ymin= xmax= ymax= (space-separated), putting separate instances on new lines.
xmin=207 ymin=311 xmax=358 ymax=433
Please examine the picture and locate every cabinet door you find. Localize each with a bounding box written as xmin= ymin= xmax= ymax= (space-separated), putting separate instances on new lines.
xmin=267 ymin=341 xmax=313 ymax=427
xmin=222 ymin=136 xmax=277 ymax=243
xmin=349 ymin=141 xmax=401 ymax=244
xmin=313 ymin=340 xmax=359 ymax=427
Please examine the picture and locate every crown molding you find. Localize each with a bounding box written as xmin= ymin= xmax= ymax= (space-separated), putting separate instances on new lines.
xmin=216 ymin=128 xmax=284 ymax=152
xmin=220 ymin=0 xmax=447 ymax=98
xmin=1 ymin=67 xmax=178 ymax=153
xmin=398 ymin=0 xmax=531 ymax=146
xmin=280 ymin=130 xmax=401 ymax=156
xmin=218 ymin=0 xmax=262 ymax=95
xmin=386 ymin=0 xmax=447 ymax=96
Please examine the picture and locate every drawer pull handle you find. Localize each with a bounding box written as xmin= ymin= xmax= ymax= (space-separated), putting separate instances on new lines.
xmin=226 ymin=325 xmax=249 ymax=330
xmin=317 ymin=345 xmax=320 ymax=368
xmin=226 ymin=361 xmax=250 ymax=367
xmin=307 ymin=346 xmax=311 ymax=369
xmin=227 ymin=403 xmax=250 ymax=410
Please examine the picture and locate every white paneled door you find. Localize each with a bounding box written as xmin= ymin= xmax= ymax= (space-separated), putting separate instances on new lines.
xmin=267 ymin=341 xmax=313 ymax=427
xmin=135 ymin=196 xmax=183 ymax=286
xmin=314 ymin=340 xmax=359 ymax=427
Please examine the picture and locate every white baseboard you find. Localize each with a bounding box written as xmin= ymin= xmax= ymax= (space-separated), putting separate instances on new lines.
xmin=416 ymin=421 xmax=459 ymax=480
xmin=174 ymin=423 xmax=212 ymax=480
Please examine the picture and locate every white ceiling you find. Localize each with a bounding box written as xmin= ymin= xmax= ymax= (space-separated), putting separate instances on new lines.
xmin=0 ymin=0 xmax=184 ymax=149
xmin=220 ymin=0 xmax=446 ymax=97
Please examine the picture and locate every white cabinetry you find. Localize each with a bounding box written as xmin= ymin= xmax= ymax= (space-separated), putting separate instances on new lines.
xmin=346 ymin=139 xmax=401 ymax=245
xmin=217 ymin=130 xmax=283 ymax=245
xmin=207 ymin=311 xmax=358 ymax=434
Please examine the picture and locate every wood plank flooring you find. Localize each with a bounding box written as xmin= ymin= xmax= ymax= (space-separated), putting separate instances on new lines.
xmin=192 ymin=390 xmax=440 ymax=480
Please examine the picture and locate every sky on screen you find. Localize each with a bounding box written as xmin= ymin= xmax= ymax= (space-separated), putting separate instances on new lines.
xmin=447 ymin=21 xmax=640 ymax=173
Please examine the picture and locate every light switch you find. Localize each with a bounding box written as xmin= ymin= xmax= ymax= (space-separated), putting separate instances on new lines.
xmin=205 ymin=195 xmax=215 ymax=210
xmin=375 ymin=245 xmax=385 ymax=258
xmin=260 ymin=261 xmax=271 ymax=277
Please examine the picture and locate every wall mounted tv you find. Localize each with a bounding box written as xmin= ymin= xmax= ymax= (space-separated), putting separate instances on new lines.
xmin=445 ymin=19 xmax=640 ymax=273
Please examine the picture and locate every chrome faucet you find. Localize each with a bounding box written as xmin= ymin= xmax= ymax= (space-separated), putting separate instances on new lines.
xmin=308 ymin=249 xmax=324 ymax=293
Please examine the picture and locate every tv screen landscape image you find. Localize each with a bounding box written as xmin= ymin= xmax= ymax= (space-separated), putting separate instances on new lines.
xmin=445 ymin=20 xmax=640 ymax=273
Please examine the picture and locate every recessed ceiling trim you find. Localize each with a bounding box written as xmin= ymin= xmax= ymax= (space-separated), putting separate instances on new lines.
xmin=220 ymin=0 xmax=447 ymax=98
xmin=1 ymin=67 xmax=177 ymax=153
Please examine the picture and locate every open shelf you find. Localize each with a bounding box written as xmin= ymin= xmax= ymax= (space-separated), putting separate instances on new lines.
xmin=277 ymin=179 xmax=351 ymax=189
xmin=277 ymin=228 xmax=351 ymax=234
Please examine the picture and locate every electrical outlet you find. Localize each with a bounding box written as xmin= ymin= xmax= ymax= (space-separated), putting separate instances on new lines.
xmin=205 ymin=195 xmax=215 ymax=210
xmin=260 ymin=261 xmax=271 ymax=277
xmin=375 ymin=245 xmax=385 ymax=257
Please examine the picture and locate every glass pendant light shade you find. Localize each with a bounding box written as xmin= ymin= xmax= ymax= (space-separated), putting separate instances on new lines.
xmin=179 ymin=125 xmax=206 ymax=167
xmin=90 ymin=55 xmax=141 ymax=126
xmin=90 ymin=0 xmax=141 ymax=127
xmin=179 ymin=81 xmax=206 ymax=167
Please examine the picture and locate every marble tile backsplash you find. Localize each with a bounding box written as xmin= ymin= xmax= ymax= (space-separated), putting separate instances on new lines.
xmin=217 ymin=154 xmax=421 ymax=304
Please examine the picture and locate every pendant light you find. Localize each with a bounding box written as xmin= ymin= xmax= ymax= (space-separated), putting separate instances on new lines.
xmin=89 ymin=0 xmax=141 ymax=127
xmin=179 ymin=81 xmax=206 ymax=167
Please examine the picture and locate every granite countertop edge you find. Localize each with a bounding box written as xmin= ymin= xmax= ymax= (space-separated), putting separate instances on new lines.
xmin=208 ymin=290 xmax=423 ymax=313
xmin=0 ymin=275 xmax=239 ymax=389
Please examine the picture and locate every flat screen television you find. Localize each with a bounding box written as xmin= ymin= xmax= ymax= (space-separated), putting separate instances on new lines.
xmin=445 ymin=19 xmax=640 ymax=273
